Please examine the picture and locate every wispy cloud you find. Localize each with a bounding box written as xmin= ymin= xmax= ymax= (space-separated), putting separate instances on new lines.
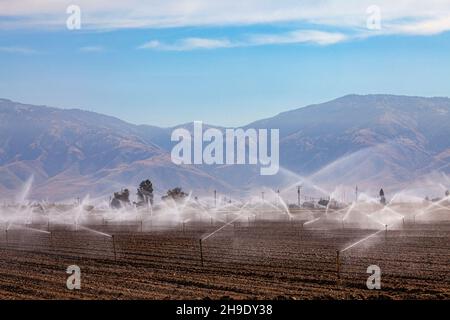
xmin=1 ymin=0 xmax=450 ymax=46
xmin=79 ymin=46 xmax=105 ymax=53
xmin=139 ymin=38 xmax=232 ymax=51
xmin=249 ymin=30 xmax=348 ymax=46
xmin=139 ymin=30 xmax=348 ymax=51
xmin=1 ymin=1 xmax=449 ymax=30
xmin=386 ymin=15 xmax=450 ymax=36
xmin=0 ymin=46 xmax=38 ymax=54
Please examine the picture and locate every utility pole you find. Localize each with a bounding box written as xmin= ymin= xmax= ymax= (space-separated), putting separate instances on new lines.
xmin=336 ymin=250 xmax=341 ymax=280
xmin=355 ymin=185 xmax=359 ymax=202
xmin=199 ymin=239 xmax=204 ymax=267
xmin=214 ymin=190 xmax=217 ymax=207
xmin=112 ymin=235 xmax=117 ymax=262
xmin=297 ymin=185 xmax=302 ymax=207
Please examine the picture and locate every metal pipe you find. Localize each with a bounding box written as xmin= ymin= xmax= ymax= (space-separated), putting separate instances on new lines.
xmin=336 ymin=250 xmax=341 ymax=279
xmin=112 ymin=235 xmax=117 ymax=262
xmin=199 ymin=239 xmax=204 ymax=267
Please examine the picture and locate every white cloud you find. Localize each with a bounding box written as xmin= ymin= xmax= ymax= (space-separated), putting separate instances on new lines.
xmin=139 ymin=30 xmax=348 ymax=51
xmin=0 ymin=46 xmax=38 ymax=54
xmin=139 ymin=38 xmax=232 ymax=50
xmin=249 ymin=30 xmax=348 ymax=46
xmin=387 ymin=15 xmax=450 ymax=36
xmin=138 ymin=40 xmax=161 ymax=49
xmin=0 ymin=1 xmax=449 ymax=29
xmin=79 ymin=46 xmax=104 ymax=52
xmin=1 ymin=0 xmax=450 ymax=45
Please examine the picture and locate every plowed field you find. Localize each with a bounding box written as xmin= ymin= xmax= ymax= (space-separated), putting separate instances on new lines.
xmin=0 ymin=220 xmax=448 ymax=299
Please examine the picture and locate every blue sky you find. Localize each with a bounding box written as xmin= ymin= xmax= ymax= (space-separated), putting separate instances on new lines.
xmin=0 ymin=1 xmax=450 ymax=127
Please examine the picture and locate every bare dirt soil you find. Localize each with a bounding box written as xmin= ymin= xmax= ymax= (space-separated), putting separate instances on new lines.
xmin=0 ymin=220 xmax=448 ymax=299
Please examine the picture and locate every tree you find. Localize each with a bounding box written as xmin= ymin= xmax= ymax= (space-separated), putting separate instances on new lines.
xmin=110 ymin=189 xmax=130 ymax=209
xmin=162 ymin=187 xmax=188 ymax=202
xmin=137 ymin=179 xmax=154 ymax=206
xmin=379 ymin=188 xmax=386 ymax=205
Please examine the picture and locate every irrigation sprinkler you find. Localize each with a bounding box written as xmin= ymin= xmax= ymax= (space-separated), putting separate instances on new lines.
xmin=140 ymin=220 xmax=143 ymax=233
xmin=182 ymin=222 xmax=186 ymax=234
xmin=341 ymin=229 xmax=384 ymax=254
xmin=112 ymin=235 xmax=117 ymax=262
xmin=336 ymin=227 xmax=388 ymax=284
xmin=300 ymin=222 xmax=304 ymax=240
xmin=336 ymin=250 xmax=341 ymax=280
xmin=5 ymin=229 xmax=8 ymax=247
xmin=199 ymin=239 xmax=204 ymax=267
xmin=402 ymin=217 xmax=405 ymax=227
xmin=200 ymin=208 xmax=248 ymax=258
xmin=341 ymin=219 xmax=345 ymax=230
xmin=385 ymin=224 xmax=388 ymax=240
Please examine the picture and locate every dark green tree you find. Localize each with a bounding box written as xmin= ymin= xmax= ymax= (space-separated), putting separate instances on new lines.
xmin=137 ymin=179 xmax=154 ymax=206
xmin=110 ymin=189 xmax=130 ymax=209
xmin=379 ymin=188 xmax=386 ymax=205
xmin=162 ymin=187 xmax=188 ymax=201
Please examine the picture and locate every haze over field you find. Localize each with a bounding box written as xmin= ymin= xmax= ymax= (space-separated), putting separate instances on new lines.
xmin=0 ymin=94 xmax=449 ymax=202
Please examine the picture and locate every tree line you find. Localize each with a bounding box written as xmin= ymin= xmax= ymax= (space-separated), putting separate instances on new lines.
xmin=110 ymin=179 xmax=188 ymax=209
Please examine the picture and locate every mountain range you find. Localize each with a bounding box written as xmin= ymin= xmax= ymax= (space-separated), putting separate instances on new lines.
xmin=1 ymin=94 xmax=449 ymax=202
